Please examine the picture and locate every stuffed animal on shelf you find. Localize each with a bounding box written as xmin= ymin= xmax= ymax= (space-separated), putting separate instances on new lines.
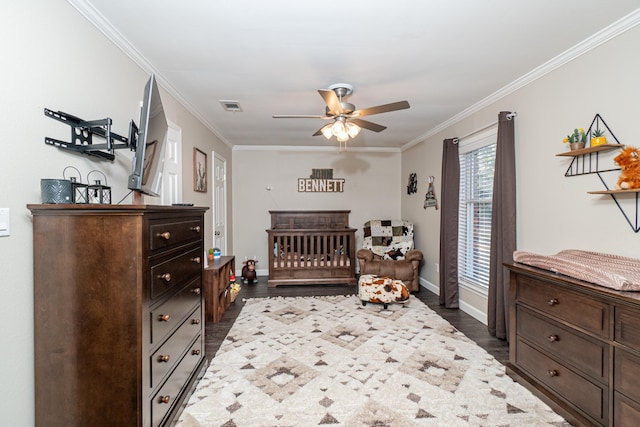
xmin=614 ymin=146 xmax=640 ymax=190
xmin=241 ymin=257 xmax=258 ymax=284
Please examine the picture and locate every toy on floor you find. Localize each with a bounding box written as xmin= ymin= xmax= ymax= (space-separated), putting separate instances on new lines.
xmin=229 ymin=272 xmax=241 ymax=302
xmin=241 ymin=257 xmax=258 ymax=284
xmin=614 ymin=146 xmax=640 ymax=190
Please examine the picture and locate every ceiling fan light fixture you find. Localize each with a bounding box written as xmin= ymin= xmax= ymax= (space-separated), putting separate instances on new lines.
xmin=321 ymin=124 xmax=333 ymax=139
xmin=336 ymin=134 xmax=349 ymax=143
xmin=331 ymin=119 xmax=346 ymax=137
xmin=346 ymin=121 xmax=361 ymax=138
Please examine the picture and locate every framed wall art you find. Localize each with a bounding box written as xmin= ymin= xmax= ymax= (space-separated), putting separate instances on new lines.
xmin=193 ymin=148 xmax=207 ymax=192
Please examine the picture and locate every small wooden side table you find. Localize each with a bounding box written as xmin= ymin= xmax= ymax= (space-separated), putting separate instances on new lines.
xmin=203 ymin=255 xmax=235 ymax=323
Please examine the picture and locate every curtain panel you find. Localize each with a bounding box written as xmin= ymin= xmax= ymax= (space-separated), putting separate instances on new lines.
xmin=487 ymin=111 xmax=517 ymax=340
xmin=439 ymin=138 xmax=460 ymax=308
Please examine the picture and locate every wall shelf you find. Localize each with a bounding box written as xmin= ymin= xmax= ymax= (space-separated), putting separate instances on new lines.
xmin=557 ymin=114 xmax=638 ymax=232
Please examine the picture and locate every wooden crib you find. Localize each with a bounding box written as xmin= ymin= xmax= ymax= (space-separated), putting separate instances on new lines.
xmin=266 ymin=210 xmax=357 ymax=287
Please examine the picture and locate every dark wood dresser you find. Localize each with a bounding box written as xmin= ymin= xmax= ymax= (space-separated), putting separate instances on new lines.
xmin=29 ymin=204 xmax=208 ymax=427
xmin=506 ymin=262 xmax=640 ymax=426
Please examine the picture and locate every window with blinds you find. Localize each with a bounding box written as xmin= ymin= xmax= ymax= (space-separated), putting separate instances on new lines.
xmin=458 ymin=140 xmax=496 ymax=290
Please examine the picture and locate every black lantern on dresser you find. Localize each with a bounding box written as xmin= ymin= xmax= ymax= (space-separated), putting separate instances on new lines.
xmin=63 ymin=166 xmax=88 ymax=204
xmin=87 ymin=170 xmax=111 ymax=204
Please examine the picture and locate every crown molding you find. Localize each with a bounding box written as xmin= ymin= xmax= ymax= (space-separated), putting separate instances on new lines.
xmin=401 ymin=8 xmax=640 ymax=152
xmin=67 ymin=0 xmax=234 ymax=149
xmin=232 ymin=144 xmax=400 ymax=153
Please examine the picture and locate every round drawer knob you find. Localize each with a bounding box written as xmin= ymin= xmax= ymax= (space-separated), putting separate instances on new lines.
xmin=191 ymin=257 xmax=201 ymax=264
xmin=191 ymin=318 xmax=201 ymax=325
xmin=158 ymin=314 xmax=171 ymax=322
xmin=159 ymin=232 xmax=171 ymax=240
xmin=158 ymin=395 xmax=171 ymax=404
xmin=547 ymin=334 xmax=559 ymax=342
xmin=547 ymin=298 xmax=559 ymax=306
xmin=157 ymin=354 xmax=170 ymax=363
xmin=191 ymin=288 xmax=201 ymax=295
xmin=547 ymin=369 xmax=558 ymax=377
xmin=160 ymin=273 xmax=171 ymax=282
xmin=191 ymin=226 xmax=201 ymax=233
xmin=191 ymin=349 xmax=201 ymax=356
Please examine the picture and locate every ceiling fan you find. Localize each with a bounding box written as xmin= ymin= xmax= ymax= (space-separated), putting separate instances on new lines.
xmin=272 ymin=83 xmax=410 ymax=146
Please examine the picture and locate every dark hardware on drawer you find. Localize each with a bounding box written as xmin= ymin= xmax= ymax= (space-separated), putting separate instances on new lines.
xmin=157 ymin=355 xmax=170 ymax=363
xmin=547 ymin=369 xmax=558 ymax=377
xmin=191 ymin=349 xmax=201 ymax=356
xmin=547 ymin=298 xmax=559 ymax=306
xmin=158 ymin=395 xmax=171 ymax=404
xmin=158 ymin=314 xmax=171 ymax=322
xmin=191 ymin=319 xmax=200 ymax=325
xmin=159 ymin=232 xmax=171 ymax=240
xmin=548 ymin=334 xmax=559 ymax=342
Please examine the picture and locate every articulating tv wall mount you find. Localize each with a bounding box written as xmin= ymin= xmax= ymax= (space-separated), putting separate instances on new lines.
xmin=44 ymin=108 xmax=131 ymax=161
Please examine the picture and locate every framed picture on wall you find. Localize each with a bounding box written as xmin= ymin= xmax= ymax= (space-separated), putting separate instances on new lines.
xmin=193 ymin=148 xmax=207 ymax=192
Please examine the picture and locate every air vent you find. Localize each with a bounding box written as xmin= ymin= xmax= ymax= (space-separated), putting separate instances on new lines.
xmin=219 ymin=100 xmax=242 ymax=112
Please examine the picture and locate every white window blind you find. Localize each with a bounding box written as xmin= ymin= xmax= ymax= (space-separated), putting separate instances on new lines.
xmin=458 ymin=139 xmax=496 ymax=290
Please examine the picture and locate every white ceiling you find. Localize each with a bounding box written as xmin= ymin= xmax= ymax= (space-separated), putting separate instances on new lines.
xmin=72 ymin=0 xmax=640 ymax=150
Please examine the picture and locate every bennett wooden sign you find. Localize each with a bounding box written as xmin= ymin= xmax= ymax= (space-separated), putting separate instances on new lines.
xmin=298 ymin=168 xmax=345 ymax=192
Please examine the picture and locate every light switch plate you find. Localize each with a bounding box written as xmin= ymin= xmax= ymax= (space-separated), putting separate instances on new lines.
xmin=0 ymin=208 xmax=10 ymax=236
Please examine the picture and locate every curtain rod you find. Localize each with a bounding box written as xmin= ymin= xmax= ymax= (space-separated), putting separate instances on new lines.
xmin=453 ymin=112 xmax=517 ymax=144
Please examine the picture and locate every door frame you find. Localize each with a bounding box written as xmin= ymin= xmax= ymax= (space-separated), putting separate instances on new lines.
xmin=212 ymin=151 xmax=228 ymax=255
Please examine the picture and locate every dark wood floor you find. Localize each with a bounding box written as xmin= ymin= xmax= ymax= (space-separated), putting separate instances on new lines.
xmin=205 ymin=277 xmax=509 ymax=365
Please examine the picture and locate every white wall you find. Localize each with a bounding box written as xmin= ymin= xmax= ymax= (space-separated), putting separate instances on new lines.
xmin=403 ymin=24 xmax=640 ymax=319
xmin=0 ymin=2 xmax=229 ymax=425
xmin=232 ymin=148 xmax=401 ymax=275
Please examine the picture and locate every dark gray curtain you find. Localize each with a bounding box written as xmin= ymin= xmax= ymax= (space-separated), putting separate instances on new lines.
xmin=488 ymin=112 xmax=516 ymax=340
xmin=439 ymin=138 xmax=459 ymax=308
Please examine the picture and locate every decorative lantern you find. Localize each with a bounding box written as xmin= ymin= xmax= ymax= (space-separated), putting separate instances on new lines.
xmin=87 ymin=170 xmax=111 ymax=204
xmin=63 ymin=166 xmax=88 ymax=204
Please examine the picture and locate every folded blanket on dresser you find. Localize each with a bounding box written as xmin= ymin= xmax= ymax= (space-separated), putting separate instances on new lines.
xmin=513 ymin=249 xmax=640 ymax=291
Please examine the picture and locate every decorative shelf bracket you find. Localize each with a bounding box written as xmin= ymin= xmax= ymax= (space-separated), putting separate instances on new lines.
xmin=44 ymin=108 xmax=132 ymax=161
xmin=557 ymin=113 xmax=639 ymax=233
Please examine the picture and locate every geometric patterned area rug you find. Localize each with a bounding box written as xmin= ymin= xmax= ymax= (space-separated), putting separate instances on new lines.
xmin=177 ymin=295 xmax=570 ymax=427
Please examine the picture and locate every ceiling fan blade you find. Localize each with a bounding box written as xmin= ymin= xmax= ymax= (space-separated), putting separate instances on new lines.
xmin=352 ymin=100 xmax=410 ymax=117
xmin=350 ymin=118 xmax=387 ymax=133
xmin=318 ymin=89 xmax=343 ymax=115
xmin=272 ymin=114 xmax=331 ymax=119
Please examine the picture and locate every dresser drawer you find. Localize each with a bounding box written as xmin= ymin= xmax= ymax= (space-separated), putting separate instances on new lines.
xmin=150 ymin=277 xmax=201 ymax=346
xmin=614 ymin=391 xmax=640 ymax=427
xmin=614 ymin=349 xmax=640 ymax=401
xmin=150 ymin=334 xmax=204 ymax=427
xmin=516 ymin=339 xmax=607 ymax=424
xmin=517 ymin=307 xmax=608 ymax=382
xmin=150 ymin=306 xmax=202 ymax=389
xmin=516 ymin=275 xmax=610 ymax=338
xmin=150 ymin=246 xmax=202 ymax=300
xmin=615 ymin=306 xmax=640 ymax=352
xmin=150 ymin=218 xmax=203 ymax=251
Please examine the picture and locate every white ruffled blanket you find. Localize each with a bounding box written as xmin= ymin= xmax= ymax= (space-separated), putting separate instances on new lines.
xmin=513 ymin=249 xmax=640 ymax=291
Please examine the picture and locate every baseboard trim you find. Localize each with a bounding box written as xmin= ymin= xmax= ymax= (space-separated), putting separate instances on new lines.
xmin=419 ymin=277 xmax=487 ymax=325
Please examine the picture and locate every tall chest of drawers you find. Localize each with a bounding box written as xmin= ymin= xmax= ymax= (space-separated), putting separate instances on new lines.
xmin=29 ymin=204 xmax=208 ymax=427
xmin=506 ymin=263 xmax=640 ymax=427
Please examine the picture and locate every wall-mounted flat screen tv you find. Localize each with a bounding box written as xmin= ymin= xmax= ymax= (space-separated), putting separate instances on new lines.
xmin=128 ymin=74 xmax=167 ymax=197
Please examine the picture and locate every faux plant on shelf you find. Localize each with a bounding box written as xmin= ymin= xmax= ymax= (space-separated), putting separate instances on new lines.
xmin=563 ymin=127 xmax=587 ymax=150
xmin=591 ymin=129 xmax=607 ymax=147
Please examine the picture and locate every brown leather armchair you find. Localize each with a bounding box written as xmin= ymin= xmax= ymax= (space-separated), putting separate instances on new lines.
xmin=356 ymin=220 xmax=423 ymax=292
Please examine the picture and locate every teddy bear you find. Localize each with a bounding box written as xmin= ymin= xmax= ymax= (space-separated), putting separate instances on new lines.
xmin=614 ymin=146 xmax=640 ymax=190
xmin=241 ymin=258 xmax=259 ymax=284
